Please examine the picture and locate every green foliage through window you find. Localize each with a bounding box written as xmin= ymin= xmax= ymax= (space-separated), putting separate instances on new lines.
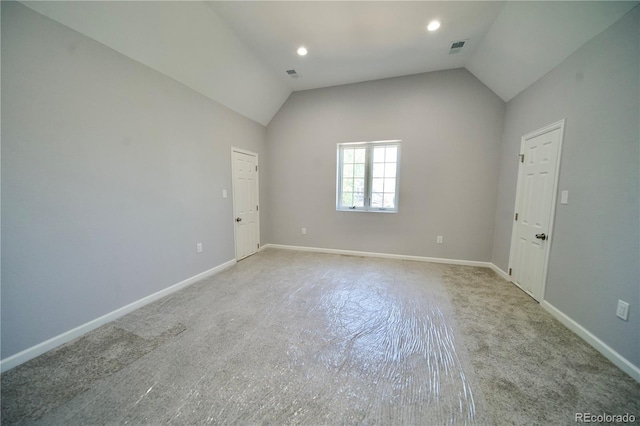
xmin=336 ymin=141 xmax=401 ymax=212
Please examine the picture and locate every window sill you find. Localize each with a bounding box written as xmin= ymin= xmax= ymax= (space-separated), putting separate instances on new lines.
xmin=336 ymin=208 xmax=398 ymax=214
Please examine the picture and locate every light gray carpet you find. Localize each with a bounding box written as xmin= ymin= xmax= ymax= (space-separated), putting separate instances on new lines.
xmin=1 ymin=249 xmax=638 ymax=424
xmin=1 ymin=323 xmax=186 ymax=423
xmin=441 ymin=265 xmax=640 ymax=424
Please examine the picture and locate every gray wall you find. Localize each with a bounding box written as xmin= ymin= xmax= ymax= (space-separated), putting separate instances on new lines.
xmin=1 ymin=2 xmax=268 ymax=359
xmin=266 ymin=69 xmax=505 ymax=260
xmin=492 ymin=6 xmax=639 ymax=367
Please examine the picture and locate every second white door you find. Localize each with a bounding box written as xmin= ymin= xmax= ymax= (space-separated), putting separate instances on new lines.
xmin=508 ymin=120 xmax=564 ymax=301
xmin=232 ymin=149 xmax=259 ymax=260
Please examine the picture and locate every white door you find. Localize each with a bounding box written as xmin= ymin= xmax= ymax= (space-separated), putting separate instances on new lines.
xmin=232 ymin=149 xmax=259 ymax=260
xmin=508 ymin=120 xmax=565 ymax=301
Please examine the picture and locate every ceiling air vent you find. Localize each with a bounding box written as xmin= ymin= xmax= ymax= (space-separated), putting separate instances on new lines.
xmin=286 ymin=69 xmax=299 ymax=79
xmin=449 ymin=40 xmax=467 ymax=54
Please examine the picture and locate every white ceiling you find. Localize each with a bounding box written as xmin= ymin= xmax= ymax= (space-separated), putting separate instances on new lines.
xmin=212 ymin=0 xmax=637 ymax=97
xmin=21 ymin=1 xmax=639 ymax=126
xmin=211 ymin=1 xmax=506 ymax=91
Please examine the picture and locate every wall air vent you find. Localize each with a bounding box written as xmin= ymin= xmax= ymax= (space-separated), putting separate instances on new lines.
xmin=286 ymin=69 xmax=299 ymax=79
xmin=449 ymin=40 xmax=467 ymax=54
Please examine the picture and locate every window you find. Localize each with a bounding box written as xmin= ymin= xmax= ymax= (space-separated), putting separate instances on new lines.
xmin=337 ymin=140 xmax=401 ymax=212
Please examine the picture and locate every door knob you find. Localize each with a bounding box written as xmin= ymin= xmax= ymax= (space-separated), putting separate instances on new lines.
xmin=535 ymin=233 xmax=547 ymax=240
xmin=236 ymin=217 xmax=242 ymax=222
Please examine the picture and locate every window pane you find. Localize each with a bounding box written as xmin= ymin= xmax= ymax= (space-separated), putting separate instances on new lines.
xmin=385 ymin=146 xmax=398 ymax=162
xmin=383 ymin=193 xmax=395 ymax=208
xmin=373 ymin=147 xmax=385 ymax=163
xmin=384 ymin=178 xmax=396 ymax=192
xmin=384 ymin=163 xmax=396 ymax=178
xmin=354 ymin=178 xmax=365 ymax=192
xmin=354 ymin=192 xmax=365 ymax=207
xmin=372 ymin=178 xmax=384 ymax=192
xmin=373 ymin=163 xmax=384 ymax=177
xmin=371 ymin=192 xmax=383 ymax=207
xmin=338 ymin=142 xmax=400 ymax=212
xmin=344 ymin=149 xmax=354 ymax=163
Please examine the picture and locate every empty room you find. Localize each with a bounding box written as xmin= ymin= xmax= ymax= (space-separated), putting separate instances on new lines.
xmin=1 ymin=1 xmax=639 ymax=424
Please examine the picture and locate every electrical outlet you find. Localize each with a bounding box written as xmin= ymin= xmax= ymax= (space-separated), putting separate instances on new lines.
xmin=437 ymin=236 xmax=443 ymax=244
xmin=196 ymin=243 xmax=203 ymax=253
xmin=616 ymin=300 xmax=629 ymax=321
xmin=301 ymin=228 xmax=307 ymax=235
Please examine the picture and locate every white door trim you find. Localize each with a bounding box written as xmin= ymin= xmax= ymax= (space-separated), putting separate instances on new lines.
xmin=508 ymin=119 xmax=565 ymax=301
xmin=231 ymin=147 xmax=260 ymax=260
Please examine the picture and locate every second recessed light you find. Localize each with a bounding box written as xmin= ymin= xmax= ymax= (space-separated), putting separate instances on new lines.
xmin=427 ymin=20 xmax=441 ymax=31
xmin=297 ymin=46 xmax=308 ymax=56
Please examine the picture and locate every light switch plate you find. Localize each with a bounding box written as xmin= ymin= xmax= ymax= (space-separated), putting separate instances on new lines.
xmin=616 ymin=300 xmax=629 ymax=321
xmin=222 ymin=189 xmax=228 ymax=199
xmin=560 ymin=190 xmax=568 ymax=204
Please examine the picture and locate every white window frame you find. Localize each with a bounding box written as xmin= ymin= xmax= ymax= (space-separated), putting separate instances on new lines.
xmin=336 ymin=140 xmax=401 ymax=213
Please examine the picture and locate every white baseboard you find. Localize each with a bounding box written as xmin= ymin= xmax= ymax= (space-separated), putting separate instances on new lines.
xmin=489 ymin=263 xmax=511 ymax=281
xmin=8 ymin=247 xmax=636 ymax=386
xmin=0 ymin=259 xmax=236 ymax=373
xmin=262 ymin=243 xmax=493 ymax=268
xmin=264 ymin=243 xmax=514 ymax=282
xmin=541 ymin=300 xmax=640 ymax=383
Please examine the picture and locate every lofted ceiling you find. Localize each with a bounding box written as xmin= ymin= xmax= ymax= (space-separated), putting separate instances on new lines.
xmin=211 ymin=1 xmax=506 ymax=91
xmin=21 ymin=1 xmax=639 ymax=126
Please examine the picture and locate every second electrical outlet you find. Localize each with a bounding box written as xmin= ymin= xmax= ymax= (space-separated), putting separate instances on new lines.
xmin=301 ymin=228 xmax=307 ymax=235
xmin=437 ymin=236 xmax=443 ymax=244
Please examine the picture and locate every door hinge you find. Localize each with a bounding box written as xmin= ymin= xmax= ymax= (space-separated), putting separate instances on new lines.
xmin=515 ymin=212 xmax=518 ymax=221
xmin=257 ymin=243 xmax=260 ymax=249
xmin=519 ymin=154 xmax=524 ymax=163
xmin=508 ymin=268 xmax=512 ymax=276
xmin=256 ymin=205 xmax=259 ymax=211
xmin=255 ymin=165 xmax=258 ymax=171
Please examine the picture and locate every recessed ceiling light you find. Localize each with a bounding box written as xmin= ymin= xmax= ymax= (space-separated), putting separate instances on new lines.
xmin=427 ymin=20 xmax=441 ymax=32
xmin=297 ymin=46 xmax=308 ymax=56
